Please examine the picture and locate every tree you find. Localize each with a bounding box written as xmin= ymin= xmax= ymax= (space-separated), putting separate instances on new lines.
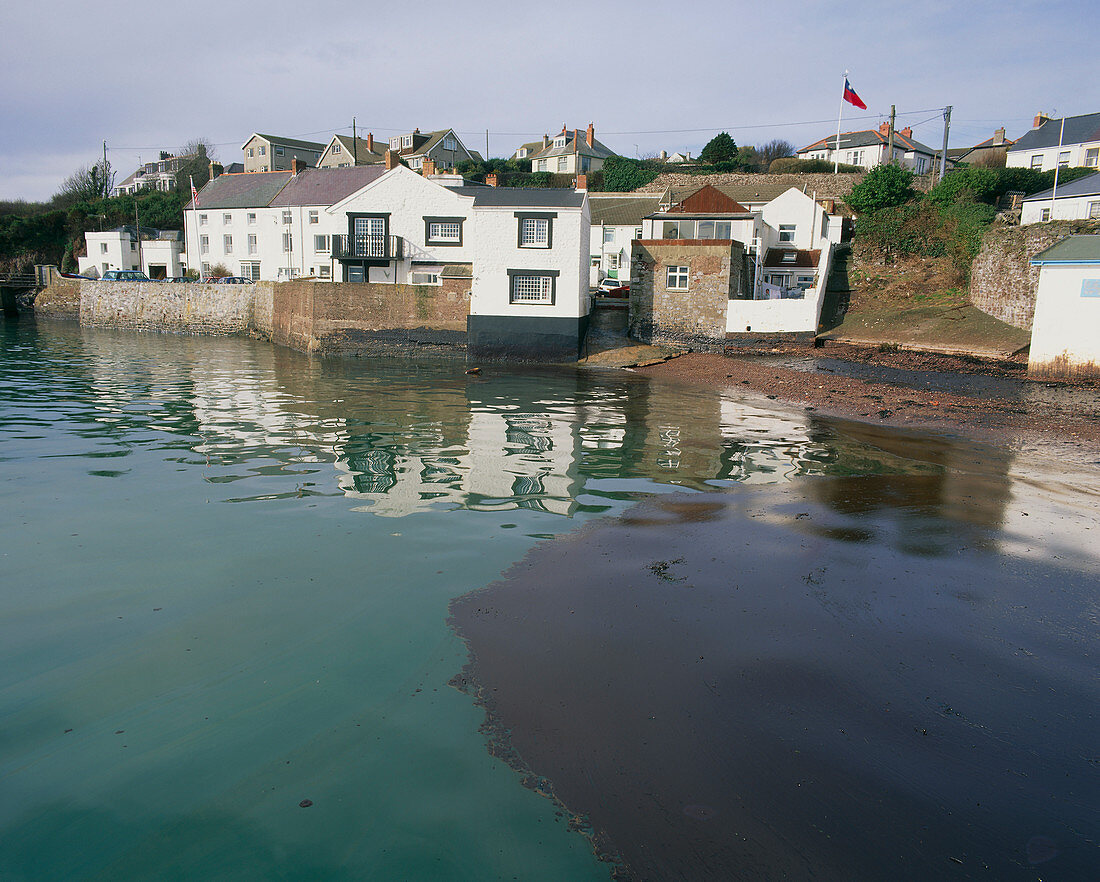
xmin=699 ymin=132 xmax=738 ymax=164
xmin=54 ymin=159 xmax=115 ymax=207
xmin=174 ymin=138 xmax=218 ymax=193
xmin=757 ymin=139 xmax=795 ymax=166
xmin=844 ymin=163 xmax=915 ymax=213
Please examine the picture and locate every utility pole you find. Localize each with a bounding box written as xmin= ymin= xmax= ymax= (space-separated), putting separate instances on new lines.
xmin=134 ymin=195 xmax=143 ymax=274
xmin=103 ymin=140 xmax=109 ymax=198
xmin=937 ymin=106 xmax=952 ymax=184
xmin=352 ymin=117 xmax=357 ymax=164
xmin=887 ymin=105 xmax=896 ymax=164
xmin=486 ymin=129 xmax=489 ymax=162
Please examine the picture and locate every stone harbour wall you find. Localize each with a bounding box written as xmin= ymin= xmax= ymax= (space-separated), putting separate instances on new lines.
xmin=31 ymin=270 xmax=82 ymax=320
xmin=970 ymin=220 xmax=1100 ymax=330
xmin=78 ymin=280 xmax=274 ymax=336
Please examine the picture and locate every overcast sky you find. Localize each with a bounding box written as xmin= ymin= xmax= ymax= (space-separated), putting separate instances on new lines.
xmin=2 ymin=0 xmax=1097 ymax=202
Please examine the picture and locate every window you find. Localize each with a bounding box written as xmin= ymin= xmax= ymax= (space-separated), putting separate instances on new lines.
xmin=130 ymin=240 xmax=136 ymax=252
xmin=607 ymin=253 xmax=620 ymax=270
xmin=411 ymin=271 xmax=441 ymax=285
xmin=425 ymin=217 xmax=463 ymax=245
xmin=697 ymin=221 xmax=733 ymax=240
xmin=200 ymin=235 xmax=209 ymax=254
xmin=1031 ymin=154 xmax=1044 ymax=169
xmin=314 ymin=234 xmax=330 ymax=252
xmin=518 ymin=148 xmax=527 ymax=158
xmin=223 ymin=235 xmax=233 ymax=254
xmin=508 ymin=270 xmax=557 ymax=304
xmin=276 ymin=146 xmax=284 ymax=156
xmin=553 ymin=136 xmax=566 ymax=148
xmin=248 ymin=234 xmax=257 ymax=254
xmin=443 ymin=137 xmax=457 ymax=152
xmin=319 ymin=266 xmax=331 ymax=278
xmin=603 ymin=227 xmax=615 ymax=244
xmin=332 ymin=143 xmax=341 ymax=154
xmin=199 ymin=213 xmax=208 ymax=225
xmin=666 ymin=265 xmax=689 ymax=290
xmin=282 ymin=210 xmax=292 ymax=225
xmin=309 ymin=210 xmax=318 ymax=224
xmin=282 ymin=232 xmax=292 ymax=252
xmin=241 ymin=261 xmax=260 ymax=281
xmin=248 ymin=212 xmax=256 ymax=225
xmin=537 ymin=159 xmax=548 ymax=172
xmin=389 ymin=137 xmax=400 ymax=149
xmin=796 ymin=275 xmax=815 ymax=289
xmin=779 ymin=224 xmax=796 ymax=243
xmin=781 ymin=251 xmax=798 ymax=263
xmin=557 ymin=156 xmax=568 ymax=171
xmin=634 ymin=227 xmax=643 ymax=240
xmin=517 ymin=213 xmax=554 ymax=248
xmin=247 ymin=147 xmax=254 ymax=158
xmin=1058 ymin=151 xmax=1071 ymax=168
xmin=1089 ymin=201 xmax=1100 ymax=219
xmin=1040 ymin=208 xmax=1051 ymax=221
xmin=260 ymin=166 xmax=268 ymax=172
xmin=1086 ymin=148 xmax=1099 ymax=168
xmin=259 ymin=145 xmax=266 ymax=156
xmin=402 ymin=134 xmax=413 ymax=148
xmin=100 ymin=242 xmax=108 ymax=254
xmin=201 ymin=262 xmax=210 ymax=275
xmin=223 ymin=213 xmax=232 ymax=225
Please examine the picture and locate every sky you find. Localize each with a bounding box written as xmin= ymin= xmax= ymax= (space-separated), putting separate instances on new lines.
xmin=2 ymin=0 xmax=1097 ymax=202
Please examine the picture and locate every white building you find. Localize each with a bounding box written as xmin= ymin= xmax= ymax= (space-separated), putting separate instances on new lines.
xmin=112 ymin=152 xmax=194 ymax=197
xmin=519 ymin=124 xmax=616 ymax=175
xmin=588 ymin=194 xmax=661 ymax=287
xmin=77 ymin=226 xmax=185 ymax=279
xmin=385 ymin=128 xmax=481 ymax=171
xmin=1007 ymin=112 xmax=1100 ymax=172
xmin=1028 ymin=235 xmax=1100 ymax=378
xmin=1020 ymin=172 xmax=1100 ymax=224
xmin=798 ymin=123 xmax=937 ymax=174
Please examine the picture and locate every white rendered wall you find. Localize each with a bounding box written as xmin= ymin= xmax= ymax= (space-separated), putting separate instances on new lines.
xmin=1028 ymin=263 xmax=1100 ymax=376
xmin=1008 ymin=140 xmax=1100 ymax=171
xmin=1021 ymin=194 xmax=1100 ymax=225
xmin=726 ymin=245 xmax=832 ymax=333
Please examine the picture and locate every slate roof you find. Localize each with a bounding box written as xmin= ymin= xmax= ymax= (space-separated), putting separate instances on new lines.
xmin=1010 ymin=113 xmax=1100 ymax=152
xmin=1021 ymin=171 xmax=1100 ymax=202
xmin=1031 ymin=234 xmax=1100 ymax=264
xmin=529 ymin=130 xmax=616 ymax=161
xmin=511 ymin=140 xmax=546 ymax=159
xmin=662 ymin=181 xmax=801 ymax=206
xmin=396 ymin=129 xmax=479 ymax=161
xmin=799 ymin=128 xmax=936 ymax=156
xmin=244 ymin=133 xmax=326 ymax=152
xmin=187 ymin=171 xmax=292 ymax=210
xmin=223 ymin=162 xmax=244 ymax=174
xmin=450 ymin=187 xmax=586 ymax=208
xmin=588 ymin=195 xmax=662 ymax=225
xmin=269 ymin=166 xmax=388 ymax=207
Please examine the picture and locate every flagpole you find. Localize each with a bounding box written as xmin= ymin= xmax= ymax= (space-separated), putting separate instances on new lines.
xmin=834 ymin=70 xmax=847 ymax=174
xmin=1049 ymin=116 xmax=1066 ymax=218
xmin=190 ymin=176 xmax=204 ymax=282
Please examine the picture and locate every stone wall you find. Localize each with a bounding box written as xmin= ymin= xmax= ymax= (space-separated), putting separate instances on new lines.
xmin=78 ymin=280 xmax=274 ymax=336
xmin=629 ymin=240 xmax=740 ymax=349
xmin=635 ymin=171 xmax=865 ymax=200
xmin=970 ymin=220 xmax=1100 ymax=330
xmin=31 ymin=270 xmax=81 ymax=320
xmin=272 ymin=278 xmax=471 ymax=354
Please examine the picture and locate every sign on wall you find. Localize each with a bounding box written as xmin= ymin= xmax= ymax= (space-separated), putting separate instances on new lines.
xmin=1081 ymin=279 xmax=1100 ymax=298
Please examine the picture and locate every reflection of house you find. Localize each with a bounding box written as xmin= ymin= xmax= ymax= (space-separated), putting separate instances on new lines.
xmin=523 ymin=124 xmax=616 ymax=174
xmin=242 ymin=133 xmax=325 ymax=173
xmin=1027 ymin=235 xmax=1100 ymax=378
xmin=588 ymin=194 xmax=661 ymax=286
xmin=77 ymin=226 xmax=184 ymax=279
xmin=1007 ymin=112 xmax=1100 ymax=172
xmin=112 ymin=151 xmax=195 ymax=196
xmin=798 ymin=123 xmax=937 ymax=174
xmin=630 ymin=184 xmax=843 ymax=338
xmin=317 ymin=133 xmax=385 ymax=168
xmin=1020 ymin=171 xmax=1100 ymax=224
xmin=385 ymin=128 xmax=480 ymax=171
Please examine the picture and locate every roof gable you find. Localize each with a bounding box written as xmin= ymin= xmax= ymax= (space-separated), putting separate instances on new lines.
xmin=671 ymin=184 xmax=749 ymax=214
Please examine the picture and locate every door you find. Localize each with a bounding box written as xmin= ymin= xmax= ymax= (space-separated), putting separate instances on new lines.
xmin=353 ymin=217 xmax=385 ymax=257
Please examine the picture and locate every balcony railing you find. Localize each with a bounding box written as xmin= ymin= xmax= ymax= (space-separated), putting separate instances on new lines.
xmin=332 ymin=234 xmax=404 ymax=261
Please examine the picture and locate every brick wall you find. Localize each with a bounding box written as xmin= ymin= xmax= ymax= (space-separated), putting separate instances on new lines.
xmin=629 ymin=240 xmax=740 ymax=349
xmin=272 ymin=278 xmax=471 ymax=354
xmin=970 ymin=220 xmax=1100 ymax=330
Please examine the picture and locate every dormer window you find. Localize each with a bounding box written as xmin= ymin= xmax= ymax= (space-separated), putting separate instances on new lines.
xmin=402 ymin=134 xmax=413 ymax=148
xmin=553 ymin=136 xmax=567 ymax=148
xmin=518 ymin=148 xmax=527 ymax=158
xmin=390 ymin=138 xmax=400 ymax=149
xmin=781 ymin=251 xmax=798 ymax=263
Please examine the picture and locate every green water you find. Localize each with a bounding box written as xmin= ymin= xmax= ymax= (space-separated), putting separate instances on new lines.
xmin=0 ymin=321 xmax=975 ymax=880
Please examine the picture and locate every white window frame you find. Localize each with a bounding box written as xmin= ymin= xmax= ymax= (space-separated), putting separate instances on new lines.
xmin=314 ymin=234 xmax=330 ymax=253
xmin=443 ymin=137 xmax=457 ymax=152
xmin=247 ymin=213 xmax=256 ymax=225
xmin=222 ymin=213 xmax=232 ymax=225
xmin=518 ymin=216 xmax=551 ymax=248
xmin=200 ymin=235 xmax=209 ymax=254
xmin=779 ymin=224 xmax=796 ymax=243
xmin=308 ymin=210 xmax=319 ymax=224
xmin=1085 ymin=147 xmax=1099 ymax=168
xmin=199 ymin=213 xmax=208 ymax=225
xmin=282 ymin=232 xmax=292 ymax=253
xmin=258 ymin=145 xmax=266 ymax=156
xmin=553 ymin=136 xmax=566 ymax=148
xmin=509 ymin=272 xmax=555 ymax=304
xmin=332 ymin=143 xmax=341 ymax=154
xmin=248 ymin=234 xmax=257 ymax=255
xmin=1058 ymin=151 xmax=1071 ymax=168
xmin=1089 ymin=201 xmax=1100 ymax=219
xmin=603 ymin=227 xmax=615 ymax=244
xmin=666 ymin=265 xmax=689 ymax=291
xmin=282 ymin=210 xmax=292 ymax=225
xmin=241 ymin=261 xmax=260 ymax=281
xmin=223 ymin=234 xmax=232 ymax=254
xmin=402 ymin=134 xmax=413 ymax=148
xmin=318 ymin=265 xmax=331 ymax=278
xmin=1040 ymin=208 xmax=1051 ymax=222
xmin=411 ymin=271 xmax=442 ymax=285
xmin=1031 ymin=154 xmax=1044 ymax=169
xmin=557 ymin=156 xmax=568 ymax=171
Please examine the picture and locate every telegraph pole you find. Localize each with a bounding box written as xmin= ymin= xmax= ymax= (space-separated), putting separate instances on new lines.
xmin=887 ymin=105 xmax=896 ymax=164
xmin=103 ymin=140 xmax=109 ymax=198
xmin=352 ymin=117 xmax=357 ymax=164
xmin=937 ymin=106 xmax=952 ymax=184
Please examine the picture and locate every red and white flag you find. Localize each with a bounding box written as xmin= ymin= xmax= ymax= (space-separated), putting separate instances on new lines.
xmin=190 ymin=176 xmax=199 ymax=208
xmin=843 ymin=78 xmax=867 ymax=110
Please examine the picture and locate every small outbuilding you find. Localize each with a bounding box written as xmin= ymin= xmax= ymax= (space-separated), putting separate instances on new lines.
xmin=1028 ymin=235 xmax=1100 ymax=378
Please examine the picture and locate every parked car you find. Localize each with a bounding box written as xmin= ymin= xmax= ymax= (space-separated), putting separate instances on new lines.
xmin=59 ymin=271 xmax=94 ymax=280
xmin=597 ymin=278 xmax=629 ymax=297
xmin=217 ymin=276 xmax=254 ymax=284
xmin=166 ymin=277 xmax=193 ymax=283
xmin=101 ymin=270 xmax=151 ymax=282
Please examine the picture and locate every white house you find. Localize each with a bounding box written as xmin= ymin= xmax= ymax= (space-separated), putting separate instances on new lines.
xmin=78 ymin=226 xmax=185 ymax=279
xmin=241 ymin=134 xmax=325 ymax=174
xmin=1020 ymin=172 xmax=1100 ymax=224
xmin=1027 ymin=235 xmax=1100 ymax=378
xmin=385 ymin=128 xmax=481 ymax=171
xmin=112 ymin=151 xmax=194 ymax=197
xmin=798 ymin=123 xmax=937 ymax=174
xmin=588 ymin=193 xmax=661 ymax=287
xmin=1007 ymin=112 xmax=1100 ymax=172
xmin=522 ymin=124 xmax=616 ymax=175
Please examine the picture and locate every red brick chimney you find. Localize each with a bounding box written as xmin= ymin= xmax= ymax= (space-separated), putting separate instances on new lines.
xmin=586 ymin=123 xmax=594 ymax=147
xmin=367 ymin=132 xmax=374 ymax=152
xmin=422 ymin=157 xmax=436 ymax=176
xmin=1034 ymin=112 xmax=1051 ymax=129
xmin=879 ymin=122 xmax=891 ymax=137
xmin=385 ymin=150 xmax=398 ymax=170
xmin=291 ymin=157 xmax=304 ymax=175
xmin=899 ymin=126 xmax=912 ymax=139
xmin=993 ymin=126 xmax=1006 ymax=145
xmin=486 ymin=172 xmax=499 ymax=187
xmin=575 ymin=173 xmax=587 ymax=191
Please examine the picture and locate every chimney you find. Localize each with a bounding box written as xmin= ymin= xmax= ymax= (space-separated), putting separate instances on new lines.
xmin=660 ymin=150 xmax=668 ymax=161
xmin=291 ymin=157 xmax=304 ymax=175
xmin=367 ymin=132 xmax=374 ymax=153
xmin=422 ymin=157 xmax=436 ymax=176
xmin=1034 ymin=112 xmax=1051 ymax=129
xmin=486 ymin=172 xmax=499 ymax=187
xmin=879 ymin=122 xmax=891 ymax=137
xmin=587 ymin=123 xmax=594 ymax=147
xmin=993 ymin=126 xmax=1006 ymax=145
xmin=209 ymin=161 xmax=223 ymax=180
xmin=385 ymin=149 xmax=399 ymax=170
xmin=542 ymin=134 xmax=549 ymax=149
xmin=899 ymin=126 xmax=912 ymax=139
xmin=575 ymin=173 xmax=587 ymax=191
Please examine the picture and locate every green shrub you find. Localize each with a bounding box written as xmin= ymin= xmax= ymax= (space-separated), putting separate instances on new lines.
xmin=927 ymin=167 xmax=997 ymax=207
xmin=600 ymin=156 xmax=660 ymax=192
xmin=845 ymin=164 xmax=915 ymax=213
xmin=768 ymin=157 xmax=862 ymax=174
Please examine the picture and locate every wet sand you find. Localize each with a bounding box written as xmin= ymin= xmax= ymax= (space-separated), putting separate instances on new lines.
xmin=450 ymin=434 xmax=1100 ymax=880
xmin=630 ymin=345 xmax=1100 ymax=457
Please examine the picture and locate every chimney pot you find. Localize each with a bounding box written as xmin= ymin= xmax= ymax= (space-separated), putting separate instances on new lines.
xmin=486 ymin=172 xmax=498 ymax=187
xmin=899 ymin=126 xmax=912 ymax=139
xmin=422 ymin=158 xmax=436 ymax=176
xmin=879 ymin=122 xmax=891 ymax=137
xmin=587 ymin=122 xmax=594 ymax=147
xmin=1034 ymin=112 xmax=1051 ymax=129
xmin=385 ymin=150 xmax=398 ymax=170
xmin=367 ymin=132 xmax=374 ymax=152
xmin=576 ymin=173 xmax=587 ymax=191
